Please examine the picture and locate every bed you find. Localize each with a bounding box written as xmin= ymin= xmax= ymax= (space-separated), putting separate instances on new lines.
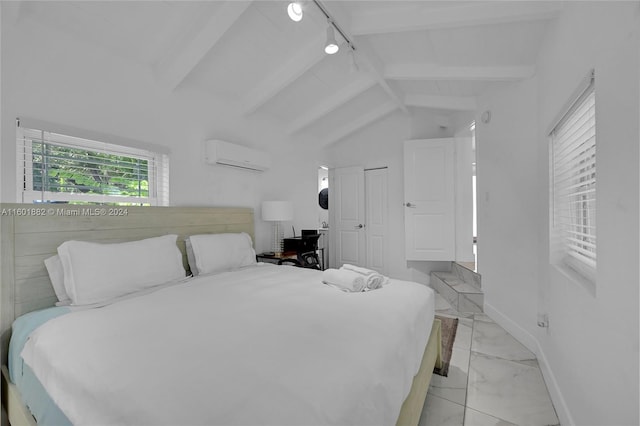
xmin=0 ymin=205 xmax=441 ymax=426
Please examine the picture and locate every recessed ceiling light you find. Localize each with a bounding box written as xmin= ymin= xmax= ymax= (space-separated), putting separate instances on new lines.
xmin=287 ymin=2 xmax=303 ymax=22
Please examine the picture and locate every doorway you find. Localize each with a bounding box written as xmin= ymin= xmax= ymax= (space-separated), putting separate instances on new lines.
xmin=317 ymin=166 xmax=330 ymax=269
xmin=402 ymin=136 xmax=475 ymax=266
xmin=328 ymin=166 xmax=389 ymax=273
xmin=317 ymin=166 xmax=329 ymax=229
xmin=471 ymin=122 xmax=478 ymax=271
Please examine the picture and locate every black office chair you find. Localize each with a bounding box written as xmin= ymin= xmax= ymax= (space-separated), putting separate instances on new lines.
xmin=278 ymin=234 xmax=320 ymax=269
xmin=297 ymin=233 xmax=320 ymax=269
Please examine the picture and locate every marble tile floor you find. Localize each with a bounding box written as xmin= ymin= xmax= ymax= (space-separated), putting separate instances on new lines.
xmin=420 ymin=293 xmax=560 ymax=426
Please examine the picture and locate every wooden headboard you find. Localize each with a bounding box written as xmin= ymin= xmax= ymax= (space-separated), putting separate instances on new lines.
xmin=0 ymin=204 xmax=254 ymax=365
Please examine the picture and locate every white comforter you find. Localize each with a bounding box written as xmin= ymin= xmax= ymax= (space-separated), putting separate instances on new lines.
xmin=22 ymin=264 xmax=435 ymax=426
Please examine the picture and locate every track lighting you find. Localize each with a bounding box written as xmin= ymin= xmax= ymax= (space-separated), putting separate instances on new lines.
xmin=287 ymin=2 xmax=303 ymax=22
xmin=324 ymin=24 xmax=339 ymax=55
xmin=289 ymin=0 xmax=356 ymax=56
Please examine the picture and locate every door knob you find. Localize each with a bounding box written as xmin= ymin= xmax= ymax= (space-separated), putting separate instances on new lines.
xmin=405 ymin=202 xmax=416 ymax=208
xmin=355 ymin=224 xmax=363 ymax=229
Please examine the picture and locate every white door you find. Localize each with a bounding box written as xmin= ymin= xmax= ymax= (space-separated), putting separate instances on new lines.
xmin=365 ymin=168 xmax=389 ymax=274
xmin=330 ymin=166 xmax=366 ymax=268
xmin=404 ymin=139 xmax=456 ymax=261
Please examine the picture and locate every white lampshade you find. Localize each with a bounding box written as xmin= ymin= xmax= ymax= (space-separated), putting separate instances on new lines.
xmin=261 ymin=201 xmax=293 ymax=222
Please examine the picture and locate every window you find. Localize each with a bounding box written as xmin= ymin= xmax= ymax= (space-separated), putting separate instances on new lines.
xmin=17 ymin=121 xmax=169 ymax=206
xmin=550 ymin=72 xmax=596 ymax=283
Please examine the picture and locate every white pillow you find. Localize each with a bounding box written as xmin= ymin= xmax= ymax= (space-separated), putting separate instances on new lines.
xmin=57 ymin=234 xmax=186 ymax=306
xmin=186 ymin=233 xmax=256 ymax=276
xmin=185 ymin=238 xmax=199 ymax=276
xmin=44 ymin=255 xmax=71 ymax=305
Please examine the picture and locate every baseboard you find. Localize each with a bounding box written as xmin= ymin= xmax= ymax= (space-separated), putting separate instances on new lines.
xmin=483 ymin=302 xmax=575 ymax=426
xmin=482 ymin=303 xmax=539 ymax=354
xmin=533 ymin=339 xmax=574 ymax=426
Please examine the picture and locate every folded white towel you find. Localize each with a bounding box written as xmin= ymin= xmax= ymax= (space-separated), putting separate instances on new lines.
xmin=340 ymin=264 xmax=389 ymax=290
xmin=341 ymin=264 xmax=376 ymax=276
xmin=367 ymin=274 xmax=388 ymax=290
xmin=322 ymin=269 xmax=367 ymax=292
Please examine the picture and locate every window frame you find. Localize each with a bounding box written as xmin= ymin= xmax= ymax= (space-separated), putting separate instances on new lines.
xmin=549 ymin=71 xmax=597 ymax=286
xmin=16 ymin=120 xmax=169 ymax=206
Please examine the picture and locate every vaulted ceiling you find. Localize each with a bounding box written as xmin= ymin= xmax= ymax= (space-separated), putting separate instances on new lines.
xmin=18 ymin=1 xmax=561 ymax=146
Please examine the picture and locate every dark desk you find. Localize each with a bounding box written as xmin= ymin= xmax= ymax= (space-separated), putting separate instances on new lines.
xmin=283 ymin=236 xmax=324 ymax=270
xmin=283 ymin=236 xmax=318 ymax=253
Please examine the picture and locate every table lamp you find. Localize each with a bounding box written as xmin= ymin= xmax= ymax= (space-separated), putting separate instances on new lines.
xmin=261 ymin=201 xmax=293 ymax=255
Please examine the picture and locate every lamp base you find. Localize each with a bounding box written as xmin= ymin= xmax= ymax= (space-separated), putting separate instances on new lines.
xmin=271 ymin=221 xmax=284 ymax=255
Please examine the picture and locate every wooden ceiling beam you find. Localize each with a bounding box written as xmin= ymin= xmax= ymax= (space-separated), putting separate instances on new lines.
xmin=405 ymin=94 xmax=477 ymax=111
xmin=287 ymin=77 xmax=376 ymax=134
xmin=242 ymin=33 xmax=332 ymax=115
xmin=385 ymin=64 xmax=535 ymax=81
xmin=350 ymin=2 xmax=563 ymax=35
xmin=155 ymin=1 xmax=252 ymax=91
xmin=354 ymin=38 xmax=409 ymax=114
xmin=318 ymin=1 xmax=408 ymax=114
xmin=323 ymin=102 xmax=398 ymax=146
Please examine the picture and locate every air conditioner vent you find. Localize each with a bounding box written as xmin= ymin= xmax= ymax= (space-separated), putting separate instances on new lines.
xmin=204 ymin=140 xmax=271 ymax=172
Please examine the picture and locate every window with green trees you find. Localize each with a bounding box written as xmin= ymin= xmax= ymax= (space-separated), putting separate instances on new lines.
xmin=17 ymin=124 xmax=169 ymax=205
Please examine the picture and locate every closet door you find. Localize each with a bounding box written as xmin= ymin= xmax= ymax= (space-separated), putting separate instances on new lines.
xmin=330 ymin=166 xmax=366 ymax=268
xmin=404 ymin=139 xmax=455 ymax=261
xmin=365 ymin=168 xmax=388 ymax=274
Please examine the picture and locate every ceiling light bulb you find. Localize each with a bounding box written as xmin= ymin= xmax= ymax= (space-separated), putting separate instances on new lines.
xmin=325 ymin=43 xmax=339 ymax=55
xmin=324 ymin=25 xmax=339 ymax=55
xmin=287 ymin=2 xmax=303 ymax=22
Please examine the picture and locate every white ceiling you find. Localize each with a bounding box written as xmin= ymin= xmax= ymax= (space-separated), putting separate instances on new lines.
xmin=18 ymin=0 xmax=561 ymax=146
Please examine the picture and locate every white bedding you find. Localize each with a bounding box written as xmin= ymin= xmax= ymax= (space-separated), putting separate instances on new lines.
xmin=22 ymin=264 xmax=435 ymax=426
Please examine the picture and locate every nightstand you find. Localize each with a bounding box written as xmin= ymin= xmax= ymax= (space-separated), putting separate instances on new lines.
xmin=256 ymin=252 xmax=297 ymax=265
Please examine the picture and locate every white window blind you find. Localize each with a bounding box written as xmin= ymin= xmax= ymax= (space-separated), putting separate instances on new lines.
xmin=550 ymin=75 xmax=596 ymax=281
xmin=17 ymin=122 xmax=169 ymax=206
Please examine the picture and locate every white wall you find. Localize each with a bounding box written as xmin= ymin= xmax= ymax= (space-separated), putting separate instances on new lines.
xmin=476 ymin=2 xmax=639 ymax=425
xmin=475 ymin=76 xmax=540 ymax=347
xmin=536 ymin=3 xmax=639 ymax=424
xmin=0 ymin=4 xmax=323 ymax=253
xmin=324 ymin=110 xmax=452 ymax=283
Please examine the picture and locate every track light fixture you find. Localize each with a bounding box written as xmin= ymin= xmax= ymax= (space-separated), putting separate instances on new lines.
xmin=287 ymin=2 xmax=303 ymax=22
xmin=324 ymin=23 xmax=339 ymax=55
xmin=287 ymin=0 xmax=356 ymax=56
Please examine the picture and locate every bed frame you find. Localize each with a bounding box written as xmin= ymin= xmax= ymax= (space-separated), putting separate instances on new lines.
xmin=0 ymin=204 xmax=441 ymax=426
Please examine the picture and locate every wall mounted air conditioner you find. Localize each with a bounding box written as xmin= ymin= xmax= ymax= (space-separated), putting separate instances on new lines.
xmin=204 ymin=140 xmax=271 ymax=172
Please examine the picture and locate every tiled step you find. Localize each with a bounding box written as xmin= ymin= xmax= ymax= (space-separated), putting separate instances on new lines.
xmin=452 ymin=262 xmax=481 ymax=289
xmin=431 ymin=263 xmax=483 ymax=313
